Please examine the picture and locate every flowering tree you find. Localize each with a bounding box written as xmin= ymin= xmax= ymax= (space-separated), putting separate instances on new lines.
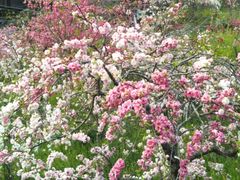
xmin=0 ymin=0 xmax=239 ymax=179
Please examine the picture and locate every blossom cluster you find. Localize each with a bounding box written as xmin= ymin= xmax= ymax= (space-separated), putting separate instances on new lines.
xmin=0 ymin=0 xmax=239 ymax=179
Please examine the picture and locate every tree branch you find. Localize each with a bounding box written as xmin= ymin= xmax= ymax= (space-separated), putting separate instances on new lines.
xmin=190 ymin=146 xmax=238 ymax=161
xmin=103 ymin=64 xmax=119 ymax=86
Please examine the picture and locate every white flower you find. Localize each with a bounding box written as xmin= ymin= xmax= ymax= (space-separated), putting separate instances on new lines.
xmin=218 ymin=79 xmax=230 ymax=89
xmin=221 ymin=97 xmax=230 ymax=105
xmin=72 ymin=132 xmax=90 ymax=143
xmin=16 ymin=47 xmax=24 ymax=54
xmin=44 ymin=49 xmax=51 ymax=55
xmin=112 ymin=51 xmax=123 ymax=61
xmin=72 ymin=11 xmax=79 ymax=17
xmin=75 ymin=49 xmax=83 ymax=59
xmin=29 ymin=113 xmax=41 ymax=130
xmin=52 ymin=43 xmax=59 ymax=50
xmin=27 ymin=102 xmax=39 ymax=112
xmin=193 ymin=56 xmax=213 ymax=70
xmin=47 ymin=151 xmax=67 ymax=169
xmin=133 ymin=52 xmax=147 ymax=61
xmin=180 ymin=148 xmax=185 ymax=154
xmin=199 ymin=0 xmax=221 ymax=8
xmin=217 ymin=109 xmax=224 ymax=115
xmin=99 ymin=22 xmax=112 ymax=35
xmin=116 ymin=39 xmax=126 ymax=49
xmin=131 ymin=58 xmax=139 ymax=67
xmin=159 ymin=53 xmax=173 ymax=63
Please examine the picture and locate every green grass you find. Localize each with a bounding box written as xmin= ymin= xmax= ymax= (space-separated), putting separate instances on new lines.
xmin=182 ymin=6 xmax=240 ymax=60
xmin=206 ymin=154 xmax=240 ymax=180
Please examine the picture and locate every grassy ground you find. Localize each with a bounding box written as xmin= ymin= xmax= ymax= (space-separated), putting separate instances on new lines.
xmin=183 ymin=6 xmax=240 ymax=59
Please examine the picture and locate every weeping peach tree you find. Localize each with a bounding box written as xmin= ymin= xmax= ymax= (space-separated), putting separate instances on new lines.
xmin=0 ymin=0 xmax=239 ymax=179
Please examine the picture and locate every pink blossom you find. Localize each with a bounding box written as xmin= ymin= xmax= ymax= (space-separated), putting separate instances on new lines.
xmin=2 ymin=116 xmax=9 ymax=126
xmin=110 ymin=115 xmax=121 ymax=125
xmin=0 ymin=150 xmax=8 ymax=164
xmin=209 ymin=128 xmax=225 ymax=144
xmin=201 ymin=92 xmax=211 ymax=103
xmin=67 ymin=62 xmax=81 ymax=73
xmin=98 ymin=22 xmax=112 ymax=35
xmin=166 ymin=98 xmax=181 ymax=116
xmin=192 ymin=130 xmax=202 ymax=144
xmin=153 ymin=115 xmax=175 ymax=143
xmin=184 ymin=88 xmax=202 ymax=99
xmin=117 ymin=100 xmax=132 ymax=118
xmin=186 ymin=130 xmax=203 ymax=158
xmin=54 ymin=64 xmax=66 ymax=74
xmin=169 ymin=2 xmax=182 ymax=16
xmin=151 ymin=70 xmax=169 ymax=90
xmin=72 ymin=132 xmax=90 ymax=143
xmin=178 ymin=159 xmax=189 ymax=179
xmin=109 ymin=158 xmax=125 ymax=180
xmin=105 ymin=128 xmax=115 ymax=141
xmin=105 ymin=116 xmax=121 ymax=141
xmin=216 ymin=132 xmax=225 ymax=143
xmin=158 ymin=38 xmax=178 ymax=52
xmin=146 ymin=138 xmax=157 ymax=149
xmin=193 ymin=73 xmax=210 ymax=84
xmin=138 ymin=138 xmax=158 ymax=170
xmin=179 ymin=75 xmax=189 ymax=85
xmin=98 ymin=113 xmax=108 ymax=133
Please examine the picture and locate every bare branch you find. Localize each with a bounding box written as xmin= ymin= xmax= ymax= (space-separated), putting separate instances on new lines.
xmin=190 ymin=146 xmax=238 ymax=161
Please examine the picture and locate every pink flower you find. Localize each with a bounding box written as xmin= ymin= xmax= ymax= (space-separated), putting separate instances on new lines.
xmin=179 ymin=75 xmax=189 ymax=85
xmin=151 ymin=70 xmax=169 ymax=90
xmin=192 ymin=130 xmax=202 ymax=144
xmin=98 ymin=113 xmax=108 ymax=133
xmin=109 ymin=158 xmax=125 ymax=180
xmin=2 ymin=116 xmax=9 ymax=126
xmin=67 ymin=62 xmax=81 ymax=73
xmin=153 ymin=115 xmax=175 ymax=143
xmin=110 ymin=115 xmax=121 ymax=124
xmin=0 ymin=150 xmax=8 ymax=164
xmin=142 ymin=148 xmax=154 ymax=159
xmin=216 ymin=132 xmax=225 ymax=143
xmin=105 ymin=116 xmax=121 ymax=141
xmin=117 ymin=100 xmax=132 ymax=118
xmin=169 ymin=2 xmax=182 ymax=16
xmin=209 ymin=124 xmax=225 ymax=144
xmin=72 ymin=132 xmax=90 ymax=143
xmin=158 ymin=38 xmax=178 ymax=52
xmin=193 ymin=73 xmax=210 ymax=84
xmin=201 ymin=92 xmax=211 ymax=103
xmin=54 ymin=64 xmax=66 ymax=74
xmin=184 ymin=88 xmax=202 ymax=99
xmin=166 ymin=98 xmax=181 ymax=116
xmin=138 ymin=138 xmax=158 ymax=170
xmin=105 ymin=128 xmax=115 ymax=141
xmin=99 ymin=22 xmax=112 ymax=35
xmin=178 ymin=159 xmax=189 ymax=179
xmin=186 ymin=130 xmax=203 ymax=158
xmin=146 ymin=138 xmax=157 ymax=149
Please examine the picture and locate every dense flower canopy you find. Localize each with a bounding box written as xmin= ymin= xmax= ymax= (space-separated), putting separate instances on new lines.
xmin=0 ymin=0 xmax=239 ymax=179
